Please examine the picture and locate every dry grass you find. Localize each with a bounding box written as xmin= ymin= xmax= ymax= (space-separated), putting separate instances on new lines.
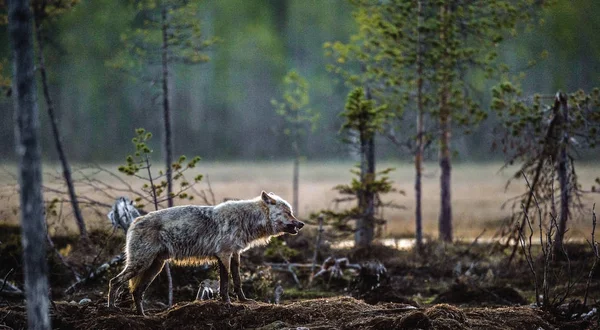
xmin=1 ymin=161 xmax=598 ymax=239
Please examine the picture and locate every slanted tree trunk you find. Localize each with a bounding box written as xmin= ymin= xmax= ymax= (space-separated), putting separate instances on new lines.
xmin=438 ymin=3 xmax=453 ymax=242
xmin=161 ymin=5 xmax=173 ymax=208
xmin=414 ymin=0 xmax=425 ymax=250
xmin=8 ymin=1 xmax=51 ymax=328
xmin=33 ymin=15 xmax=88 ymax=243
xmin=355 ymin=89 xmax=376 ymax=248
xmin=554 ymin=92 xmax=570 ymax=254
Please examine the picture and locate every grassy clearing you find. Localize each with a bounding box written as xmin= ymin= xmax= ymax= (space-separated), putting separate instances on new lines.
xmin=1 ymin=161 xmax=598 ymax=239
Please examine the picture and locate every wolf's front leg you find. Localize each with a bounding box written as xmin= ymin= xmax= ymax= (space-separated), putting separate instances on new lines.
xmin=217 ymin=253 xmax=232 ymax=304
xmin=231 ymin=251 xmax=253 ymax=302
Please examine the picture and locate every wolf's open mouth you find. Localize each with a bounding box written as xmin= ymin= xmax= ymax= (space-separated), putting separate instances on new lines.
xmin=284 ymin=224 xmax=299 ymax=234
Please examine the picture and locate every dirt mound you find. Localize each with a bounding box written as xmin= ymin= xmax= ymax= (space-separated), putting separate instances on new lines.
xmin=433 ymin=283 xmax=528 ymax=306
xmin=465 ymin=306 xmax=554 ymax=330
xmin=1 ymin=296 xmax=579 ymax=330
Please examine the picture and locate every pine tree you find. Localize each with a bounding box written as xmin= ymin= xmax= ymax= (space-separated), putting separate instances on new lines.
xmin=319 ymin=87 xmax=397 ymax=248
xmin=327 ymin=0 xmax=551 ymax=242
xmin=109 ymin=0 xmax=216 ymax=208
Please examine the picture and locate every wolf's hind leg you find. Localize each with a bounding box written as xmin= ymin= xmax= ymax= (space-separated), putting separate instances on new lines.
xmin=131 ymin=256 xmax=166 ymax=316
xmin=216 ymin=253 xmax=232 ymax=304
xmin=108 ymin=264 xmax=144 ymax=308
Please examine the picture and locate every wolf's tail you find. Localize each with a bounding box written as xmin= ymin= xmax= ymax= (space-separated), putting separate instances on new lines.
xmin=108 ymin=196 xmax=142 ymax=233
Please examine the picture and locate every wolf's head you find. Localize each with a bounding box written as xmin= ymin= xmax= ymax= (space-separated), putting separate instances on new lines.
xmin=261 ymin=191 xmax=304 ymax=235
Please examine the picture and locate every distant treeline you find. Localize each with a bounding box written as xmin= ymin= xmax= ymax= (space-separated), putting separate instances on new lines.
xmin=0 ymin=0 xmax=598 ymax=162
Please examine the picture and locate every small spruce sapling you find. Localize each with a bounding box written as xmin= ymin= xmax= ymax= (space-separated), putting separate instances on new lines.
xmin=117 ymin=128 xmax=203 ymax=307
xmin=314 ymin=88 xmax=401 ymax=248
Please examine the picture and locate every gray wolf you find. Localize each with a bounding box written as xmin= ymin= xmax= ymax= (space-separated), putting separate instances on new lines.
xmin=107 ymin=191 xmax=304 ymax=315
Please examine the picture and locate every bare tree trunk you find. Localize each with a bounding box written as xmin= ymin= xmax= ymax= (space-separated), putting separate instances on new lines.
xmin=414 ymin=0 xmax=425 ymax=250
xmin=554 ymin=92 xmax=570 ymax=254
xmin=33 ymin=17 xmax=88 ymax=243
xmin=355 ymin=88 xmax=376 ymax=248
xmin=293 ymin=152 xmax=299 ymax=214
xmin=160 ymin=6 xmax=173 ymax=307
xmin=439 ymin=116 xmax=452 ymax=242
xmin=8 ymin=1 xmax=51 ymax=328
xmin=292 ymin=113 xmax=300 ymax=215
xmin=438 ymin=3 xmax=452 ymax=242
xmin=161 ymin=5 xmax=173 ymax=208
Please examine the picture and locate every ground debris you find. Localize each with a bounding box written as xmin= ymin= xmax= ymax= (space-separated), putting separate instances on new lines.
xmin=433 ymin=282 xmax=528 ymax=306
xmin=0 ymin=297 xmax=588 ymax=330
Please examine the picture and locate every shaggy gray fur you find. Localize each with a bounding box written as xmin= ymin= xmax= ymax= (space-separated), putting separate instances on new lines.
xmin=107 ymin=191 xmax=304 ymax=316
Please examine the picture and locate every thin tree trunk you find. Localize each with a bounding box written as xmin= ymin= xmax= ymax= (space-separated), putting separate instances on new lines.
xmin=355 ymin=88 xmax=376 ymax=248
xmin=161 ymin=5 xmax=173 ymax=208
xmin=292 ymin=114 xmax=300 ymax=215
xmin=160 ymin=6 xmax=173 ymax=306
xmin=414 ymin=0 xmax=425 ymax=250
xmin=554 ymin=92 xmax=569 ymax=254
xmin=438 ymin=3 xmax=453 ymax=242
xmin=33 ymin=17 xmax=88 ymax=243
xmin=8 ymin=1 xmax=51 ymax=328
xmin=293 ymin=153 xmax=299 ymax=214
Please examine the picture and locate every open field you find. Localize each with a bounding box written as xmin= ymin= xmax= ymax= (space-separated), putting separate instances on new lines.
xmin=1 ymin=161 xmax=598 ymax=239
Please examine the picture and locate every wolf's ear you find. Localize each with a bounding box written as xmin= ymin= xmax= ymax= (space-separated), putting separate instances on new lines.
xmin=261 ymin=190 xmax=276 ymax=205
xmin=268 ymin=192 xmax=275 ymax=195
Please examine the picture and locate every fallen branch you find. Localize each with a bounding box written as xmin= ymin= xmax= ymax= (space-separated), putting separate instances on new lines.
xmin=64 ymin=253 xmax=125 ymax=295
xmin=265 ymin=263 xmax=304 ymax=288
xmin=313 ymin=257 xmax=361 ymax=279
xmin=0 ymin=269 xmax=23 ymax=298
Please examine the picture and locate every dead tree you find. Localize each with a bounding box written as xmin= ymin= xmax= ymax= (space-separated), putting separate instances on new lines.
xmin=494 ymin=89 xmax=600 ymax=263
xmin=31 ymin=0 xmax=88 ymax=243
xmin=8 ymin=0 xmax=51 ymax=328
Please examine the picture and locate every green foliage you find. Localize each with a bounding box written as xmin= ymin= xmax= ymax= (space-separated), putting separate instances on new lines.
xmin=340 ymin=87 xmax=388 ymax=141
xmin=108 ymin=0 xmax=218 ymax=78
xmin=30 ymin=0 xmax=80 ymax=22
xmin=318 ymin=166 xmax=399 ymax=238
xmin=271 ymin=69 xmax=319 ymax=141
xmin=493 ymin=86 xmax=600 ymax=154
xmin=117 ymin=128 xmax=203 ymax=211
xmin=326 ymin=0 xmax=552 ymax=132
xmin=264 ymin=237 xmax=299 ymax=262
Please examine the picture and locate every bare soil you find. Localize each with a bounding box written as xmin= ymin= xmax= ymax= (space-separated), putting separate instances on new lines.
xmin=0 ymin=297 xmax=571 ymax=330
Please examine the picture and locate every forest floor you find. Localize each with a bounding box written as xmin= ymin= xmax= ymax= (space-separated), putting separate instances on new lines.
xmin=1 ymin=224 xmax=599 ymax=330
